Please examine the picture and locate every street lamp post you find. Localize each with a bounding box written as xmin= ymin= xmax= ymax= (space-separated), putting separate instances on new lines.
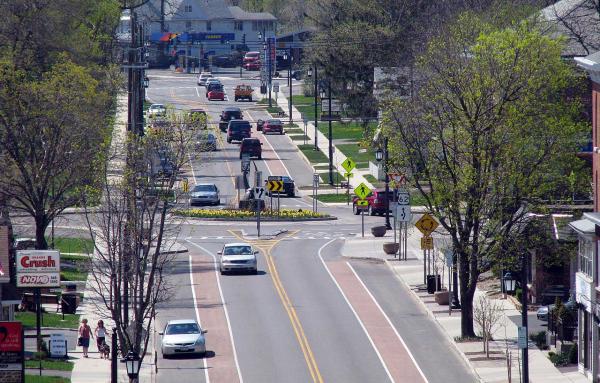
xmin=284 ymin=50 xmax=292 ymax=127
xmin=307 ymin=65 xmax=318 ymax=151
xmin=124 ymin=351 xmax=141 ymax=383
xmin=504 ymin=267 xmax=529 ymax=383
xmin=320 ymin=83 xmax=334 ymax=185
xmin=375 ymin=140 xmax=392 ymax=229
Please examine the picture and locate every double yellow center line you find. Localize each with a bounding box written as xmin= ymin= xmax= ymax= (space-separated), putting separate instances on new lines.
xmin=230 ymin=231 xmax=324 ymax=383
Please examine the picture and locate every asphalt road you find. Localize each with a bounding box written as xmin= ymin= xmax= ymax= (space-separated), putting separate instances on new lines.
xmin=139 ymin=69 xmax=476 ymax=383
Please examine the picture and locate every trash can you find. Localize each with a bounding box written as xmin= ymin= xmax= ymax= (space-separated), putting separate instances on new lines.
xmin=427 ymin=275 xmax=441 ymax=294
xmin=61 ymin=292 xmax=78 ymax=314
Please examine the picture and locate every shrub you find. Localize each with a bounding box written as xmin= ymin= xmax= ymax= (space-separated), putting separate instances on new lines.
xmin=515 ymin=288 xmax=522 ymax=302
xmin=173 ymin=208 xmax=331 ymax=220
xmin=529 ymin=331 xmax=547 ymax=350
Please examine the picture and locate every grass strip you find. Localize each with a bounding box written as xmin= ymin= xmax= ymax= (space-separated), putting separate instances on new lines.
xmin=26 ymin=376 xmax=70 ymax=383
xmin=60 ymin=270 xmax=88 ymax=281
xmin=25 ymin=359 xmax=74 ymax=371
xmin=317 ymin=121 xmax=374 ymax=140
xmin=336 ymin=143 xmax=374 ymax=164
xmin=298 ymin=145 xmax=328 ymax=164
xmin=49 ymin=237 xmax=94 ymax=255
xmin=289 ymin=135 xmax=310 ymax=141
xmin=312 ymin=193 xmax=350 ymax=203
xmin=16 ymin=312 xmax=80 ymax=330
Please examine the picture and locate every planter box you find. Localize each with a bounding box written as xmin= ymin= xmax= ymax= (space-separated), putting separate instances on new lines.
xmin=434 ymin=290 xmax=450 ymax=305
xmin=371 ymin=226 xmax=387 ymax=237
xmin=383 ymin=242 xmax=399 ymax=255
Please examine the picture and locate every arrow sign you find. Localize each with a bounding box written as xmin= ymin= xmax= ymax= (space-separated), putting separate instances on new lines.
xmin=356 ymin=199 xmax=369 ymax=206
xmin=266 ymin=180 xmax=283 ymax=192
xmin=415 ymin=213 xmax=439 ymax=236
xmin=254 ymin=187 xmax=265 ymax=199
xmin=353 ymin=182 xmax=371 ymax=200
xmin=394 ymin=205 xmax=411 ymax=222
xmin=341 ymin=157 xmax=356 ymax=173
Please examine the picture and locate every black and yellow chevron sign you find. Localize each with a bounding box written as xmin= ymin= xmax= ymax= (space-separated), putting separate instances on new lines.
xmin=266 ymin=180 xmax=284 ymax=192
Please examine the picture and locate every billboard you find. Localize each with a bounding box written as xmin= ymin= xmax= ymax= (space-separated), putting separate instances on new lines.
xmin=0 ymin=322 xmax=24 ymax=383
xmin=16 ymin=250 xmax=60 ymax=288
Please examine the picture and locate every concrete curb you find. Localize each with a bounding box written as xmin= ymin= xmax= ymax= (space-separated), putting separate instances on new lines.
xmin=383 ymin=259 xmax=485 ymax=383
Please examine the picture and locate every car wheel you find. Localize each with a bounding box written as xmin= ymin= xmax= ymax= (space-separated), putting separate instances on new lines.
xmin=369 ymin=206 xmax=375 ymax=216
xmin=289 ymin=192 xmax=295 ymax=197
xmin=258 ymin=155 xmax=262 ymax=160
xmin=353 ymin=204 xmax=360 ymax=215
xmin=253 ymin=269 xmax=258 ymax=275
xmin=280 ymin=131 xmax=283 ymax=135
xmin=234 ymin=97 xmax=238 ymax=101
xmin=215 ymin=200 xmax=220 ymax=205
xmin=249 ymin=97 xmax=252 ymax=102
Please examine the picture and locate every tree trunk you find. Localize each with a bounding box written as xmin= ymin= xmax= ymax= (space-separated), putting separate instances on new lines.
xmin=459 ymin=251 xmax=476 ymax=337
xmin=34 ymin=213 xmax=49 ymax=250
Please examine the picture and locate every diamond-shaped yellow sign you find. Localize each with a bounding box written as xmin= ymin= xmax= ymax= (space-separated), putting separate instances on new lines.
xmin=353 ymin=182 xmax=371 ymax=200
xmin=341 ymin=157 xmax=356 ymax=173
xmin=415 ymin=213 xmax=439 ymax=236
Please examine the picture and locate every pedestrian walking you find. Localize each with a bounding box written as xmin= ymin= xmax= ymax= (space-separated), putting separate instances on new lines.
xmin=95 ymin=320 xmax=109 ymax=359
xmin=78 ymin=318 xmax=93 ymax=358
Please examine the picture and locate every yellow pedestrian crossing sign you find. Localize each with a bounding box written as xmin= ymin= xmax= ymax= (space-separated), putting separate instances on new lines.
xmin=353 ymin=182 xmax=371 ymax=200
xmin=341 ymin=158 xmax=356 ymax=173
xmin=266 ymin=180 xmax=284 ymax=192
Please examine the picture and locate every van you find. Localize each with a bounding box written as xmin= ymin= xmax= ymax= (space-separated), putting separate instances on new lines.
xmin=227 ymin=120 xmax=251 ymax=143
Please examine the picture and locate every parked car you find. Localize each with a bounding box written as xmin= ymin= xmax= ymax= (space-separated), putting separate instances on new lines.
xmin=537 ymin=296 xmax=576 ymax=321
xmin=197 ymin=72 xmax=213 ymax=86
xmin=219 ymin=107 xmax=243 ymax=132
xmin=256 ymin=119 xmax=265 ymax=131
xmin=234 ymin=84 xmax=253 ymax=102
xmin=243 ymin=51 xmax=260 ymax=63
xmin=243 ymin=61 xmax=261 ymax=71
xmin=147 ymin=104 xmax=166 ymax=118
xmin=227 ymin=120 xmax=252 ymax=143
xmin=189 ymin=183 xmax=220 ymax=206
xmin=267 ymin=176 xmax=295 ymax=197
xmin=160 ymin=319 xmax=207 ymax=357
xmin=196 ymin=132 xmax=217 ymax=151
xmin=352 ymin=189 xmax=397 ymax=215
xmin=213 ymin=55 xmax=238 ymax=68
xmin=239 ymin=137 xmax=262 ymax=159
xmin=207 ymin=85 xmax=225 ymax=101
xmin=218 ymin=243 xmax=258 ymax=274
xmin=262 ymin=119 xmax=283 ymax=135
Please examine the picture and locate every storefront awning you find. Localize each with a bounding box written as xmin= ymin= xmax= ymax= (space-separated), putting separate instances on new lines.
xmin=568 ymin=218 xmax=595 ymax=234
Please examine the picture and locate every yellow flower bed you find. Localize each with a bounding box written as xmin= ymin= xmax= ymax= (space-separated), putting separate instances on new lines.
xmin=173 ymin=208 xmax=330 ymax=219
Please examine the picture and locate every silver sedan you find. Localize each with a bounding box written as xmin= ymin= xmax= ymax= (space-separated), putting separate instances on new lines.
xmin=160 ymin=319 xmax=207 ymax=357
xmin=189 ymin=183 xmax=220 ymax=206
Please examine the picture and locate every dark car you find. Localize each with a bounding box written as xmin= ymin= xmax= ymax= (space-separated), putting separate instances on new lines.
xmin=219 ymin=107 xmax=243 ymax=132
xmin=239 ymin=138 xmax=262 ymax=159
xmin=256 ymin=119 xmax=265 ymax=131
xmin=227 ymin=120 xmax=252 ymax=143
xmin=352 ymin=189 xmax=398 ymax=215
xmin=206 ymin=82 xmax=223 ymax=97
xmin=213 ymin=55 xmax=238 ymax=68
xmin=267 ymin=175 xmax=295 ymax=197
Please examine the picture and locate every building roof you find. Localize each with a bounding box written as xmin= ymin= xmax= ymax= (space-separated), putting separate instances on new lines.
xmin=568 ymin=217 xmax=596 ymax=234
xmin=540 ymin=0 xmax=600 ymax=57
xmin=228 ymin=6 xmax=276 ymax=21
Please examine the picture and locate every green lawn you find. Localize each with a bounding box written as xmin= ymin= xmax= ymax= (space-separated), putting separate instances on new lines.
xmin=336 ymin=143 xmax=375 ymax=164
xmin=26 ymin=376 xmax=70 ymax=383
xmin=49 ymin=237 xmax=94 ymax=254
xmin=284 ymin=123 xmax=299 ymax=129
xmin=256 ymin=98 xmax=271 ymax=105
xmin=298 ymin=145 xmax=329 ymax=164
xmin=313 ymin=193 xmax=350 ymax=203
xmin=313 ymin=165 xmax=330 ymax=170
xmin=292 ymin=95 xmax=321 ymax=120
xmin=267 ymin=106 xmax=284 ymax=115
xmin=60 ymin=270 xmax=88 ymax=281
xmin=25 ymin=359 xmax=74 ymax=371
xmin=319 ymin=172 xmax=345 ymax=184
xmin=285 ymin=128 xmax=304 ymax=134
xmin=318 ymin=121 xmax=373 ymax=140
xmin=289 ymin=135 xmax=310 ymax=141
xmin=16 ymin=312 xmax=80 ymax=330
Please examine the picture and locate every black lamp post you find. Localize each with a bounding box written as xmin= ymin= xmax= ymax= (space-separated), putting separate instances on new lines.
xmin=319 ymin=84 xmax=334 ymax=185
xmin=504 ymin=269 xmax=529 ymax=383
xmin=375 ymin=140 xmax=391 ymax=229
xmin=307 ymin=66 xmax=318 ymax=150
xmin=283 ymin=51 xmax=292 ymax=127
xmin=125 ymin=351 xmax=141 ymax=383
xmin=142 ymin=76 xmax=149 ymax=88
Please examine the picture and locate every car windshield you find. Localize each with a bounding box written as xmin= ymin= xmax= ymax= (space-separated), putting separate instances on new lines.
xmin=244 ymin=140 xmax=260 ymax=146
xmin=193 ymin=185 xmax=216 ymax=192
xmin=165 ymin=323 xmax=200 ymax=335
xmin=223 ymin=246 xmax=253 ymax=255
xmin=268 ymin=120 xmax=281 ymax=125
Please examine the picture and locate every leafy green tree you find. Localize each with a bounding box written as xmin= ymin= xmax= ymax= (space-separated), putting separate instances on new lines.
xmin=381 ymin=14 xmax=587 ymax=337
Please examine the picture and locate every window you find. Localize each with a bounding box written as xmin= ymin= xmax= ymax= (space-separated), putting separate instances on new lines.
xmin=185 ymin=21 xmax=192 ymax=29
xmin=579 ymin=238 xmax=593 ymax=276
xmin=184 ymin=5 xmax=192 ymax=12
xmin=206 ymin=21 xmax=212 ymax=31
xmin=235 ymin=21 xmax=244 ymax=31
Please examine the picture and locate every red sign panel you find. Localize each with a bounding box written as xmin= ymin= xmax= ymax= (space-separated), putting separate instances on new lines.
xmin=0 ymin=322 xmax=23 ymax=352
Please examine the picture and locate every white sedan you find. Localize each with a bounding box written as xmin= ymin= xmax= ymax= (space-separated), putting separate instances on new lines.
xmin=218 ymin=243 xmax=258 ymax=274
xmin=147 ymin=103 xmax=166 ymax=118
xmin=160 ymin=319 xmax=207 ymax=357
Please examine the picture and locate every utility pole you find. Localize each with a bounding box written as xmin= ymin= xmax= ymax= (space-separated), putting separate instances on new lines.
xmin=288 ymin=49 xmax=293 ymax=127
xmin=521 ymin=254 xmax=529 ymax=383
xmin=328 ymin=81 xmax=333 ymax=186
xmin=313 ymin=64 xmax=318 ymax=151
xmin=268 ymin=37 xmax=272 ymax=108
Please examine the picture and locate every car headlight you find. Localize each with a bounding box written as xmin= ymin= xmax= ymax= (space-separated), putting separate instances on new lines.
xmin=195 ymin=337 xmax=205 ymax=345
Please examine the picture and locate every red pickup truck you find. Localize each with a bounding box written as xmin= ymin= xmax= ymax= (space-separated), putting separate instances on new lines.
xmin=352 ymin=189 xmax=397 ymax=215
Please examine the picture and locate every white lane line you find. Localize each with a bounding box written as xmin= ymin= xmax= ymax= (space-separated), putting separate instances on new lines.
xmin=196 ymin=87 xmax=200 ymax=98
xmin=346 ymin=262 xmax=429 ymax=383
xmin=186 ymin=240 xmax=244 ymax=383
xmin=188 ymin=253 xmax=210 ymax=383
xmin=317 ymin=239 xmax=394 ymax=383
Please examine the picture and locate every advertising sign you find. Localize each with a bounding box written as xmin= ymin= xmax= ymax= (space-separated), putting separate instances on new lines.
xmin=16 ymin=250 xmax=60 ymax=288
xmin=0 ymin=226 xmax=10 ymax=283
xmin=0 ymin=321 xmax=24 ymax=383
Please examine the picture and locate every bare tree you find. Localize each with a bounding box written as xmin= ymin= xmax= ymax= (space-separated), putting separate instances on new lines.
xmin=541 ymin=0 xmax=600 ymax=56
xmin=85 ymin=107 xmax=198 ymax=362
xmin=473 ymin=295 xmax=504 ymax=358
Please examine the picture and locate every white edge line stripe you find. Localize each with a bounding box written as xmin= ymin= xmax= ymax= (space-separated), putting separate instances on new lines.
xmin=188 ymin=253 xmax=210 ymax=383
xmin=346 ymin=261 xmax=429 ymax=383
xmin=317 ymin=239 xmax=394 ymax=383
xmin=186 ymin=240 xmax=244 ymax=383
xmin=195 ymin=87 xmax=200 ymax=98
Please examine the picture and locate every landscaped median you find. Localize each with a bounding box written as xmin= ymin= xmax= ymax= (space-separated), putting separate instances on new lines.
xmin=173 ymin=208 xmax=336 ymax=221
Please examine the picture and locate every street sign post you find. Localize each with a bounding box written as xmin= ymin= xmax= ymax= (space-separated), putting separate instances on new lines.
xmin=356 ymin=199 xmax=369 ymax=237
xmin=353 ymin=182 xmax=371 ymax=200
xmin=313 ymin=173 xmax=319 ymax=213
xmin=254 ymin=186 xmax=265 ymax=237
xmin=394 ymin=204 xmax=411 ymax=222
xmin=420 ymin=236 xmax=433 ymax=250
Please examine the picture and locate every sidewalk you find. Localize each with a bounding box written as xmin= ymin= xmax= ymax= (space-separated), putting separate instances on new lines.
xmin=70 ymin=94 xmax=157 ymax=383
xmin=271 ymin=92 xmax=376 ymax=191
xmin=341 ymin=231 xmax=588 ymax=383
